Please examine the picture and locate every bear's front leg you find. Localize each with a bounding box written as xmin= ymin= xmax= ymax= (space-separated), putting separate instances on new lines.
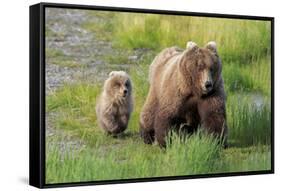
xmin=117 ymin=114 xmax=129 ymax=133
xmin=140 ymin=110 xmax=156 ymax=144
xmin=154 ymin=115 xmax=171 ymax=148
xmin=101 ymin=112 xmax=121 ymax=135
xmin=197 ymin=95 xmax=228 ymax=147
xmin=139 ymin=90 xmax=158 ymax=144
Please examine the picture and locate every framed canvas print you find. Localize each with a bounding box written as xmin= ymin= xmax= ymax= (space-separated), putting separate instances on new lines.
xmin=29 ymin=2 xmax=274 ymax=188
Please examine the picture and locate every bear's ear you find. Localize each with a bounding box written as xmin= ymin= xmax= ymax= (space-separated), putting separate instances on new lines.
xmin=186 ymin=41 xmax=198 ymax=51
xmin=205 ymin=41 xmax=217 ymax=53
xmin=109 ymin=71 xmax=116 ymax=77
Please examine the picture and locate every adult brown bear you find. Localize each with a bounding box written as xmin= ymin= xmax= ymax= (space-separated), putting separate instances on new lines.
xmin=139 ymin=41 xmax=227 ymax=147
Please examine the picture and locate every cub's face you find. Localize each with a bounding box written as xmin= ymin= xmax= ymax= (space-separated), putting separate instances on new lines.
xmin=107 ymin=71 xmax=132 ymax=99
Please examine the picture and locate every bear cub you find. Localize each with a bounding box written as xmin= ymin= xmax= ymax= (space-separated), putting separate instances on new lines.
xmin=96 ymin=71 xmax=133 ymax=136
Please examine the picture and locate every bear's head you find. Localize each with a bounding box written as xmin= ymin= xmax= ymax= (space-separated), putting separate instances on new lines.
xmin=104 ymin=71 xmax=132 ymax=101
xmin=180 ymin=41 xmax=222 ymax=97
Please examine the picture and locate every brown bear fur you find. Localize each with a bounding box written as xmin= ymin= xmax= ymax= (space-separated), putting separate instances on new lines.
xmin=140 ymin=41 xmax=227 ymax=147
xmin=96 ymin=71 xmax=133 ymax=135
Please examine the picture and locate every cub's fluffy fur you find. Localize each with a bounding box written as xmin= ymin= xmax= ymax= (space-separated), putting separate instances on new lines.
xmin=96 ymin=71 xmax=133 ymax=135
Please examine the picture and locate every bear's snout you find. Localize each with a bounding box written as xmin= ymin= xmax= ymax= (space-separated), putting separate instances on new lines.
xmin=201 ymin=79 xmax=214 ymax=96
xmin=123 ymin=89 xmax=128 ymax=97
xmin=205 ymin=81 xmax=213 ymax=92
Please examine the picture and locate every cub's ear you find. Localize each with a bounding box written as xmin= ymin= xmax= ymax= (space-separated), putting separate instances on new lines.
xmin=186 ymin=41 xmax=198 ymax=51
xmin=206 ymin=41 xmax=217 ymax=53
xmin=109 ymin=71 xmax=116 ymax=77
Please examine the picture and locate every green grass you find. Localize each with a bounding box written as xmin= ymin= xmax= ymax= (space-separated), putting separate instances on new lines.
xmin=222 ymin=145 xmax=271 ymax=172
xmin=45 ymin=10 xmax=272 ymax=184
xmin=81 ymin=11 xmax=115 ymax=41
xmin=102 ymin=52 xmax=132 ymax=66
xmin=227 ymin=94 xmax=271 ymax=146
xmin=110 ymin=13 xmax=271 ymax=63
xmin=223 ymin=57 xmax=271 ymax=95
xmin=46 ymin=130 xmax=270 ymax=183
xmin=46 ymin=48 xmax=82 ymax=68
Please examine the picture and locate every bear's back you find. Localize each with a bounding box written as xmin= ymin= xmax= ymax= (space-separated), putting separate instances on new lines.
xmin=149 ymin=46 xmax=182 ymax=84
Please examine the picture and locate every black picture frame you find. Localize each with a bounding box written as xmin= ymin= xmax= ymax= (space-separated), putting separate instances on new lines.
xmin=30 ymin=2 xmax=275 ymax=189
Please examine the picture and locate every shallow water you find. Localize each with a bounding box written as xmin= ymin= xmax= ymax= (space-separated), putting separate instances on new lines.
xmin=230 ymin=92 xmax=270 ymax=110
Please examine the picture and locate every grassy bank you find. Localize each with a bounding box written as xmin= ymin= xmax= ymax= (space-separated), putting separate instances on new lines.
xmin=46 ymin=131 xmax=270 ymax=183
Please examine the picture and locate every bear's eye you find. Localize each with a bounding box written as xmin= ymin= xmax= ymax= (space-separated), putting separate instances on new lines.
xmin=125 ymin=80 xmax=130 ymax=87
xmin=114 ymin=83 xmax=120 ymax=87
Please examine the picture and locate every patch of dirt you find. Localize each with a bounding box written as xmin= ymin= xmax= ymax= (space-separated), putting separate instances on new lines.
xmin=45 ymin=8 xmax=145 ymax=95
